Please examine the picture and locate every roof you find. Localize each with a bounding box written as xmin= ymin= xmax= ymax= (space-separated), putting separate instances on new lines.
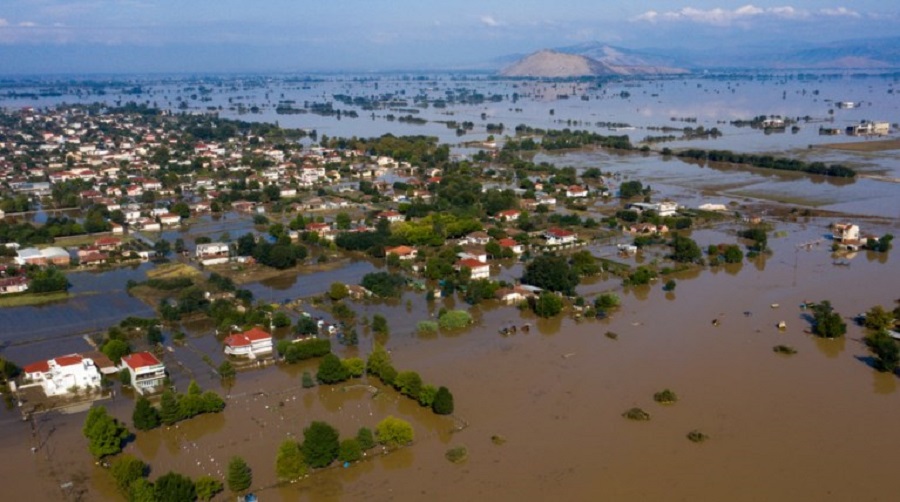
xmin=123 ymin=351 xmax=162 ymax=369
xmin=456 ymin=258 xmax=489 ymax=269
xmin=243 ymin=327 xmax=272 ymax=342
xmin=386 ymin=245 xmax=416 ymax=255
xmin=225 ymin=328 xmax=271 ymax=347
xmin=24 ymin=360 xmax=50 ymax=374
xmin=498 ymin=238 xmax=518 ymax=247
xmin=545 ymin=227 xmax=575 ymax=238
xmin=54 ymin=354 xmax=84 ymax=367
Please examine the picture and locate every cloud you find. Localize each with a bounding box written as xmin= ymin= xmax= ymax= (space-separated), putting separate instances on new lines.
xmin=820 ymin=7 xmax=860 ymax=18
xmin=19 ymin=22 xmax=38 ymax=28
xmin=632 ymin=4 xmax=819 ymax=26
xmin=0 ymin=18 xmax=9 ymax=27
xmin=480 ymin=15 xmax=502 ymax=27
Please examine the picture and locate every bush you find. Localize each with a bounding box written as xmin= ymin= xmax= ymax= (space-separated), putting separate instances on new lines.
xmin=417 ymin=320 xmax=439 ymax=333
xmin=338 ymin=439 xmax=363 ymax=463
xmin=595 ymin=293 xmax=620 ymax=310
xmin=281 ymin=338 xmax=331 ymax=363
xmin=218 ymin=360 xmax=236 ymax=379
xmin=531 ymin=292 xmax=562 ymax=318
xmin=275 ymin=440 xmax=307 ymax=481
xmin=438 ymin=310 xmax=472 ymax=329
xmin=195 ymin=476 xmax=224 ymax=501
xmin=357 ymin=427 xmax=376 ymax=451
xmin=302 ymin=371 xmax=315 ymax=388
xmin=653 ymin=389 xmax=677 ymax=404
xmin=772 ymin=345 xmax=797 ymax=355
xmin=376 ymin=416 xmax=415 ymax=448
xmin=811 ymin=301 xmax=846 ymax=338
xmin=226 ymin=456 xmax=252 ymax=493
xmin=865 ymin=331 xmax=899 ymax=372
xmin=110 ymin=455 xmax=147 ymax=494
xmin=432 ymin=386 xmax=454 ymax=415
xmin=317 ymin=353 xmax=350 ymax=384
xmin=302 ymin=421 xmax=340 ymax=468
xmin=622 ymin=407 xmax=651 ymax=421
xmin=154 ymin=472 xmax=196 ymax=502
xmin=395 ymin=371 xmax=423 ymax=400
xmin=445 ymin=446 xmax=468 ymax=464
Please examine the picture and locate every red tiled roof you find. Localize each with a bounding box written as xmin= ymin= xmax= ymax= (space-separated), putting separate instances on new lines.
xmin=546 ymin=227 xmax=575 ymax=238
xmin=24 ymin=360 xmax=50 ymax=374
xmin=54 ymin=354 xmax=84 ymax=367
xmin=498 ymin=238 xmax=518 ymax=247
xmin=123 ymin=352 xmax=161 ymax=369
xmin=243 ymin=328 xmax=271 ymax=342
xmin=456 ymin=258 xmax=488 ymax=269
xmin=223 ymin=334 xmax=251 ymax=347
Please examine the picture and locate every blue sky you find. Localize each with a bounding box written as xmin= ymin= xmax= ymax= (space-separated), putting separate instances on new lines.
xmin=0 ymin=1 xmax=897 ymax=73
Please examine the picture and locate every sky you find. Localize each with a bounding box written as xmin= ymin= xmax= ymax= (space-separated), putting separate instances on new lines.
xmin=0 ymin=0 xmax=897 ymax=74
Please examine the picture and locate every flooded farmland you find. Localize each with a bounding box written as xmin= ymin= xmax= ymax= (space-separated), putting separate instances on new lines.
xmin=1 ymin=71 xmax=899 ymax=501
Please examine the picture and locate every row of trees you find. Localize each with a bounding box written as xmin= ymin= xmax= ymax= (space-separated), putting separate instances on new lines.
xmin=366 ymin=344 xmax=454 ymax=414
xmin=676 ymin=148 xmax=856 ymax=178
xmin=132 ymin=381 xmax=225 ymax=430
xmin=109 ymin=454 xmax=225 ymax=501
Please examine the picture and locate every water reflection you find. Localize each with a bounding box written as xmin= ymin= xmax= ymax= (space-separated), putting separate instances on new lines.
xmin=871 ymin=370 xmax=897 ymax=395
xmin=814 ymin=335 xmax=846 ymax=358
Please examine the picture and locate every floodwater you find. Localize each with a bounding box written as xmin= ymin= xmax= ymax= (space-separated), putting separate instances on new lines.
xmin=2 ymin=72 xmax=900 ymax=500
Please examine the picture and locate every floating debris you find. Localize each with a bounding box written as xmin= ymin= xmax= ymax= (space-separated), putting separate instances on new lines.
xmin=687 ymin=430 xmax=709 ymax=443
xmin=772 ymin=345 xmax=797 ymax=355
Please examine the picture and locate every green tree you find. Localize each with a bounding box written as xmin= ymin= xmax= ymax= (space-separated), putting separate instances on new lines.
xmin=866 ymin=331 xmax=900 ymax=372
xmin=154 ymin=472 xmax=196 ymax=502
xmin=595 ymin=293 xmax=620 ymax=310
xmin=317 ymin=353 xmax=350 ymax=384
xmin=811 ymin=301 xmax=846 ymax=338
xmin=218 ymin=360 xmax=236 ymax=380
xmin=302 ymin=421 xmax=340 ymax=468
xmin=101 ymin=339 xmax=130 ymax=365
xmin=226 ymin=456 xmax=252 ymax=493
xmin=722 ymin=244 xmax=744 ymax=263
xmin=395 ymin=371 xmax=423 ymax=400
xmin=433 ymin=386 xmax=455 ymax=415
xmin=132 ymin=396 xmax=160 ymax=431
xmin=341 ymin=357 xmax=365 ymax=378
xmin=275 ymin=440 xmax=307 ymax=481
xmin=376 ymin=416 xmax=415 ymax=447
xmin=129 ymin=479 xmax=156 ymax=502
xmin=159 ymin=389 xmax=182 ymax=426
xmin=570 ymin=250 xmax=600 ymax=276
xmin=531 ymin=292 xmax=563 ymax=318
xmin=438 ymin=310 xmax=473 ymax=329
xmin=418 ymin=384 xmax=438 ymax=407
xmin=154 ymin=239 xmax=171 ymax=257
xmin=357 ymin=427 xmax=376 ymax=451
xmin=521 ymin=255 xmax=579 ymax=295
xmin=372 ymin=314 xmax=389 ymax=335
xmin=328 ymin=282 xmax=349 ymax=301
xmin=82 ymin=406 xmax=130 ymax=459
xmin=195 ymin=476 xmax=224 ymax=501
xmin=338 ymin=438 xmax=362 ymax=463
xmin=863 ymin=306 xmax=895 ymax=332
xmin=669 ymin=234 xmax=702 ymax=263
xmin=110 ymin=455 xmax=147 ymax=495
xmin=335 ymin=212 xmax=352 ymax=230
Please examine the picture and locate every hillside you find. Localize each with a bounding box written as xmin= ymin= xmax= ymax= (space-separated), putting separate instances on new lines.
xmin=500 ymin=48 xmax=688 ymax=78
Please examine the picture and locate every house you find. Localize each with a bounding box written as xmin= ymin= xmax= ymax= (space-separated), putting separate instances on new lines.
xmin=495 ymin=285 xmax=536 ymax=304
xmin=628 ymin=201 xmax=679 ymax=217
xmin=846 ymin=121 xmax=890 ymax=136
xmin=378 ymin=211 xmax=404 ymax=223
xmin=543 ymin=228 xmax=577 ymax=246
xmin=385 ymin=245 xmax=418 ymax=261
xmin=625 ymin=223 xmax=669 ymax=235
xmin=196 ymin=242 xmax=230 ymax=265
xmin=458 ymin=246 xmax=488 ymax=263
xmin=23 ymin=354 xmax=102 ymax=397
xmin=498 ymin=238 xmax=525 ymax=255
xmin=455 ymin=258 xmax=491 ymax=279
xmin=138 ymin=218 xmax=161 ymax=232
xmin=232 ymin=200 xmax=256 ymax=213
xmin=121 ymin=352 xmax=166 ymax=395
xmin=832 ymin=222 xmax=868 ymax=250
xmin=15 ymin=247 xmax=70 ymax=267
xmin=94 ymin=237 xmax=122 ymax=251
xmin=566 ymin=185 xmax=589 ymax=198
xmin=496 ymin=209 xmax=521 ymax=222
xmin=223 ymin=327 xmax=274 ymax=359
xmin=460 ymin=231 xmax=491 ymax=246
xmin=158 ymin=213 xmax=181 ymax=226
xmin=0 ymin=276 xmax=28 ymax=294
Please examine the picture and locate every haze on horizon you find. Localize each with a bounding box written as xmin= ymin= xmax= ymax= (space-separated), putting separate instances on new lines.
xmin=0 ymin=0 xmax=897 ymax=74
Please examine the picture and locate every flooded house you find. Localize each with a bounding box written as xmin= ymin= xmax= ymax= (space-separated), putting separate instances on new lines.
xmin=454 ymin=258 xmax=491 ymax=279
xmin=196 ymin=242 xmax=231 ymax=265
xmin=832 ymin=222 xmax=868 ymax=251
xmin=846 ymin=121 xmax=890 ymax=136
xmin=22 ymin=354 xmax=102 ymax=397
xmin=0 ymin=276 xmax=28 ymax=294
xmin=543 ymin=227 xmax=577 ymax=246
xmin=121 ymin=352 xmax=166 ymax=395
xmin=223 ymin=328 xmax=274 ymax=359
xmin=385 ymin=245 xmax=418 ymax=261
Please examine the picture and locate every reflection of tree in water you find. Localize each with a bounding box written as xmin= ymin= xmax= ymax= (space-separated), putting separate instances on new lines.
xmin=814 ymin=335 xmax=845 ymax=359
xmin=872 ymin=370 xmax=897 ymax=395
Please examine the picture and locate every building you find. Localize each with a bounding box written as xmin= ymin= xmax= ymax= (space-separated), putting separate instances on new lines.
xmin=0 ymin=276 xmax=28 ymax=294
xmin=832 ymin=222 xmax=867 ymax=250
xmin=496 ymin=209 xmax=521 ymax=221
xmin=196 ymin=242 xmax=231 ymax=265
xmin=455 ymin=258 xmax=491 ymax=280
xmin=223 ymin=327 xmax=274 ymax=359
xmin=628 ymin=201 xmax=679 ymax=217
xmin=385 ymin=245 xmax=418 ymax=261
xmin=23 ymin=354 xmax=102 ymax=397
xmin=498 ymin=238 xmax=525 ymax=255
xmin=566 ymin=185 xmax=589 ymax=198
xmin=15 ymin=247 xmax=70 ymax=267
xmin=846 ymin=121 xmax=890 ymax=136
xmin=121 ymin=352 xmax=166 ymax=395
xmin=543 ymin=228 xmax=577 ymax=246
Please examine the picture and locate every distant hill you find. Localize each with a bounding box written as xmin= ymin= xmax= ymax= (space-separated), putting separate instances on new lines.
xmin=499 ymin=47 xmax=688 ymax=78
xmin=494 ymin=37 xmax=900 ymax=75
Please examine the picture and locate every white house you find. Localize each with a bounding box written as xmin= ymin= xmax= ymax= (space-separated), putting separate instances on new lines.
xmin=832 ymin=222 xmax=867 ymax=250
xmin=158 ymin=213 xmax=182 ymax=226
xmin=385 ymin=245 xmax=418 ymax=261
xmin=196 ymin=242 xmax=231 ymax=265
xmin=455 ymin=258 xmax=491 ymax=279
xmin=0 ymin=276 xmax=28 ymax=294
xmin=566 ymin=185 xmax=589 ymax=198
xmin=223 ymin=327 xmax=274 ymax=359
xmin=23 ymin=354 xmax=102 ymax=397
xmin=543 ymin=228 xmax=577 ymax=246
xmin=121 ymin=352 xmax=166 ymax=395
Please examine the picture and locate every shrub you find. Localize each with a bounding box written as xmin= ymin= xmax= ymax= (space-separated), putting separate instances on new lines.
xmin=302 ymin=421 xmax=340 ymax=468
xmin=357 ymin=427 xmax=376 ymax=451
xmin=622 ymin=407 xmax=651 ymax=421
xmin=772 ymin=345 xmax=797 ymax=355
xmin=653 ymin=389 xmax=678 ymax=404
xmin=432 ymin=386 xmax=454 ymax=415
xmin=445 ymin=446 xmax=468 ymax=464
xmin=376 ymin=416 xmax=414 ymax=448
xmin=338 ymin=439 xmax=363 ymax=463
xmin=438 ymin=310 xmax=472 ymax=329
xmin=417 ymin=320 xmax=438 ymax=333
xmin=275 ymin=440 xmax=307 ymax=481
xmin=317 ymin=354 xmax=350 ymax=384
xmin=226 ymin=456 xmax=252 ymax=493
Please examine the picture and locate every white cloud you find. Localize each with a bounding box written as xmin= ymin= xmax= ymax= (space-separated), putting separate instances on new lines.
xmin=632 ymin=4 xmax=820 ymax=26
xmin=0 ymin=18 xmax=9 ymax=27
xmin=19 ymin=22 xmax=38 ymax=28
xmin=480 ymin=15 xmax=502 ymax=27
xmin=820 ymin=7 xmax=860 ymax=18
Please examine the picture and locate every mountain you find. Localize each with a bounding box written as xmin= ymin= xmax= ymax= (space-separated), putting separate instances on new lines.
xmin=499 ymin=47 xmax=688 ymax=78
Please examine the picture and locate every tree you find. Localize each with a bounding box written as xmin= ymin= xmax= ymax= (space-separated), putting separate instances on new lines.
xmin=335 ymin=212 xmax=352 ymax=230
xmin=226 ymin=456 xmax=252 ymax=493
xmin=418 ymin=384 xmax=438 ymax=407
xmin=173 ymin=237 xmax=186 ymax=254
xmin=132 ymin=396 xmax=160 ymax=431
xmin=570 ymin=250 xmax=600 ymax=276
xmin=372 ymin=314 xmax=389 ymax=335
xmin=395 ymin=371 xmax=423 ymax=400
xmin=302 ymin=421 xmax=340 ymax=468
xmin=438 ymin=310 xmax=473 ymax=329
xmin=811 ymin=301 xmax=846 ymax=338
xmin=669 ymin=234 xmax=702 ymax=263
xmin=522 ymin=255 xmax=579 ymax=295
xmin=159 ymin=389 xmax=182 ymax=426
xmin=154 ymin=472 xmax=196 ymax=502
xmin=275 ymin=440 xmax=307 ymax=481
xmin=338 ymin=438 xmax=363 ymax=463
xmin=341 ymin=357 xmax=365 ymax=378
xmin=82 ymin=406 xmax=129 ymax=458
xmin=531 ymin=292 xmax=563 ymax=318
xmin=317 ymin=353 xmax=350 ymax=384
xmin=722 ymin=244 xmax=744 ymax=264
xmin=357 ymin=427 xmax=376 ymax=450
xmin=328 ymin=282 xmax=349 ymax=301
xmin=101 ymin=339 xmax=130 ymax=365
xmin=110 ymin=455 xmax=147 ymax=494
xmin=595 ymin=293 xmax=620 ymax=310
xmin=376 ymin=416 xmax=415 ymax=447
xmin=218 ymin=360 xmax=236 ymax=380
xmin=433 ymin=386 xmax=455 ymax=415
xmin=154 ymin=239 xmax=171 ymax=257
xmin=866 ymin=331 xmax=899 ymax=373
xmin=195 ymin=476 xmax=224 ymax=501
xmin=863 ymin=306 xmax=895 ymax=332
xmin=129 ymin=479 xmax=156 ymax=502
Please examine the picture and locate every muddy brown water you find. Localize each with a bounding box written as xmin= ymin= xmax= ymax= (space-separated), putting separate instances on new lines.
xmin=2 ymin=217 xmax=899 ymax=501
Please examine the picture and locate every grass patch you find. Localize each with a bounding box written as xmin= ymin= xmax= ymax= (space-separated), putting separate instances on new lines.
xmin=0 ymin=290 xmax=75 ymax=307
xmin=686 ymin=430 xmax=709 ymax=443
xmin=772 ymin=345 xmax=797 ymax=355
xmin=622 ymin=407 xmax=651 ymax=421
xmin=653 ymin=389 xmax=678 ymax=404
xmin=445 ymin=446 xmax=468 ymax=464
xmin=146 ymin=262 xmax=202 ymax=280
